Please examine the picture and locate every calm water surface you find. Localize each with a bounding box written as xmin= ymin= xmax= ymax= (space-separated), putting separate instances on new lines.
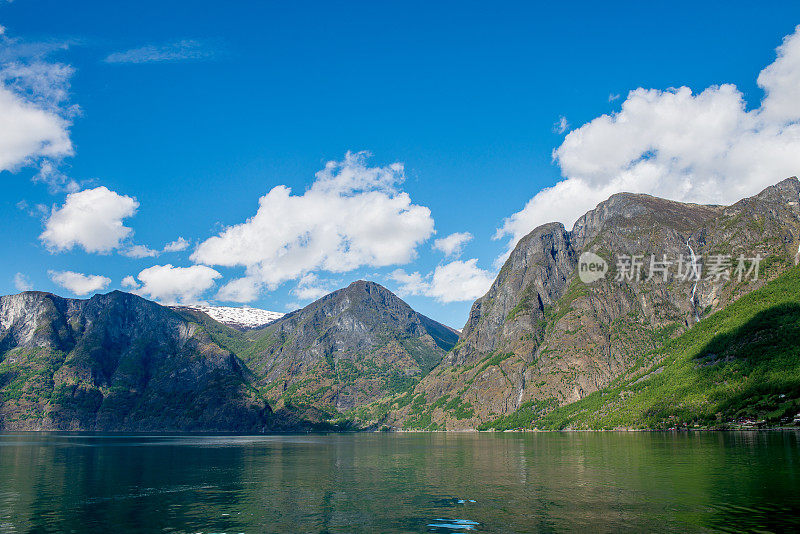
xmin=0 ymin=431 xmax=798 ymax=533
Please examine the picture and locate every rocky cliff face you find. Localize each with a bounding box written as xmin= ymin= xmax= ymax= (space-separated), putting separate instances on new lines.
xmin=0 ymin=291 xmax=272 ymax=431
xmin=240 ymin=281 xmax=458 ymax=422
xmin=386 ymin=177 xmax=800 ymax=429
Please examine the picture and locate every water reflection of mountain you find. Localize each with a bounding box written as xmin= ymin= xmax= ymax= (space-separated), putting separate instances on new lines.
xmin=1 ymin=432 xmax=798 ymax=532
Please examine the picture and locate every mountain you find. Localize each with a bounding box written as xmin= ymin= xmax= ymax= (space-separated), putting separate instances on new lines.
xmin=0 ymin=291 xmax=273 ymax=431
xmin=3 ymin=179 xmax=799 ymax=432
xmin=171 ymin=304 xmax=284 ymax=330
xmin=378 ymin=177 xmax=800 ymax=430
xmin=235 ymin=281 xmax=459 ymax=424
xmin=504 ymin=265 xmax=800 ymax=430
xmin=0 ymin=281 xmax=458 ymax=431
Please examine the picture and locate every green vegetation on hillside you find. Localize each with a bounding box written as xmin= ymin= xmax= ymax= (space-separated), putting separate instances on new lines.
xmin=484 ymin=266 xmax=800 ymax=430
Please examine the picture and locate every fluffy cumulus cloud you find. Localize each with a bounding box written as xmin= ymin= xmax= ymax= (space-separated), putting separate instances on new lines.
xmin=40 ymin=186 xmax=139 ymax=253
xmin=193 ymin=151 xmax=435 ymax=302
xmin=48 ymin=270 xmax=111 ymax=296
xmin=433 ymin=232 xmax=473 ymax=258
xmin=391 ymin=259 xmax=494 ymax=303
xmin=497 ymin=25 xmax=800 ymax=258
xmin=0 ymin=84 xmax=72 ymax=173
xmin=0 ymin=30 xmax=77 ymax=188
xmin=124 ymin=264 xmax=221 ymax=304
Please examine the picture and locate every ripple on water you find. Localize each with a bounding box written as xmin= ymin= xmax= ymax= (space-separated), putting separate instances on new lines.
xmin=426 ymin=496 xmax=480 ymax=531
xmin=427 ymin=518 xmax=480 ymax=531
xmin=432 ymin=497 xmax=477 ymax=506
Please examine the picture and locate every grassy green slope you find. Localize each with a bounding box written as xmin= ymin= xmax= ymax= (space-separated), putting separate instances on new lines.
xmin=482 ymin=266 xmax=800 ymax=430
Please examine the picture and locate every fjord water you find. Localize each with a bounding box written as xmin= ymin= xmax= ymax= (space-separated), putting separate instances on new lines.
xmin=1 ymin=432 xmax=798 ymax=533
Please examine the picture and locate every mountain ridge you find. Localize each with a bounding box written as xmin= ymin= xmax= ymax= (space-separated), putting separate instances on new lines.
xmin=372 ymin=177 xmax=800 ymax=429
xmin=2 ymin=178 xmax=800 ymax=432
xmin=0 ymin=290 xmax=274 ymax=431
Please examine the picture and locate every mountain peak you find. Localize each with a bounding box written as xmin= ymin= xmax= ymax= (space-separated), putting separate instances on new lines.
xmin=243 ymin=279 xmax=459 ymax=418
xmin=344 ymin=279 xmax=390 ymax=293
xmin=570 ymin=191 xmax=722 ymax=249
xmin=738 ymin=176 xmax=800 ymax=206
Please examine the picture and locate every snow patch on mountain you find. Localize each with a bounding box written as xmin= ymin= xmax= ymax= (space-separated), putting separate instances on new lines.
xmin=178 ymin=305 xmax=284 ymax=329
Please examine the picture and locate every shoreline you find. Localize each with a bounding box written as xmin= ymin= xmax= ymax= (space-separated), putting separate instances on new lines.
xmin=1 ymin=426 xmax=799 ymax=435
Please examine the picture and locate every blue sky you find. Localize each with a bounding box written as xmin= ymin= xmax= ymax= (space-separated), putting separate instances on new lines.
xmin=2 ymin=1 xmax=800 ymax=328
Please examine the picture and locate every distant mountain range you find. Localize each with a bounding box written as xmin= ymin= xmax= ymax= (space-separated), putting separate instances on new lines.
xmin=0 ymin=291 xmax=272 ymax=431
xmin=2 ymin=177 xmax=800 ymax=431
xmin=0 ymin=281 xmax=457 ymax=431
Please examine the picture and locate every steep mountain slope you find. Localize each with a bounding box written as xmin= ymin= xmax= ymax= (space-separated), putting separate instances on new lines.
xmin=383 ymin=177 xmax=800 ymax=430
xmin=238 ymin=281 xmax=458 ymax=423
xmin=499 ymin=265 xmax=800 ymax=430
xmin=0 ymin=291 xmax=273 ymax=431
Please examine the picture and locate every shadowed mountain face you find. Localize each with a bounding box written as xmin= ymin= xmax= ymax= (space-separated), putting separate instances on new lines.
xmin=382 ymin=177 xmax=800 ymax=430
xmin=0 ymin=291 xmax=272 ymax=431
xmin=238 ymin=281 xmax=458 ymax=422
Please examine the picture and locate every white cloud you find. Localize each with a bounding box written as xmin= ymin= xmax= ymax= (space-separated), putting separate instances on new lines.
xmin=553 ymin=116 xmax=569 ymax=134
xmin=117 ymin=237 xmax=190 ymax=259
xmin=121 ymin=275 xmax=139 ymax=289
xmin=215 ymin=276 xmax=260 ymax=303
xmin=0 ymin=68 xmax=72 ymax=173
xmin=391 ymin=259 xmax=494 ymax=303
xmin=16 ymin=199 xmax=47 ymax=217
xmin=757 ymin=26 xmax=800 ymax=123
xmin=33 ymin=160 xmax=79 ymax=192
xmin=163 ymin=237 xmax=189 ymax=252
xmin=0 ymin=31 xmax=77 ymax=185
xmin=497 ymin=25 xmax=800 ymax=258
xmin=127 ymin=264 xmax=221 ymax=304
xmin=608 ymin=93 xmax=620 ymax=102
xmin=290 ymin=273 xmax=334 ymax=302
xmin=433 ymin=232 xmax=473 ymax=258
xmin=48 ymin=270 xmax=111 ymax=296
xmin=120 ymin=244 xmax=159 ymax=258
xmin=0 ymin=61 xmax=76 ymax=114
xmin=291 ymin=285 xmax=329 ymax=301
xmin=104 ymin=40 xmax=215 ymax=64
xmin=194 ymin=151 xmax=435 ymax=302
xmin=40 ymin=186 xmax=139 ymax=253
xmin=13 ymin=272 xmax=32 ymax=291
xmin=390 ymin=269 xmax=429 ymax=296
